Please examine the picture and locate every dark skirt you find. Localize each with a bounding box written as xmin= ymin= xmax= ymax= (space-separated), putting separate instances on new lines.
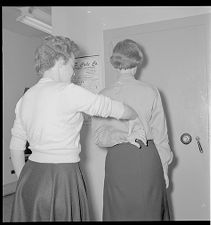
xmin=103 ymin=140 xmax=170 ymax=221
xmin=11 ymin=160 xmax=90 ymax=222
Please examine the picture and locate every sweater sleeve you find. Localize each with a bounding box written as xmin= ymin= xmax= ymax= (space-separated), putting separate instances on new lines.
xmin=92 ymin=116 xmax=128 ymax=147
xmin=10 ymin=97 xmax=27 ymax=151
xmin=149 ymin=88 xmax=173 ymax=168
xmin=63 ymin=84 xmax=124 ymax=119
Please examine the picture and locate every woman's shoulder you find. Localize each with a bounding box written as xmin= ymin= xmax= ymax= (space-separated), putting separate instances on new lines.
xmin=133 ymin=79 xmax=158 ymax=94
xmin=60 ymin=82 xmax=83 ymax=92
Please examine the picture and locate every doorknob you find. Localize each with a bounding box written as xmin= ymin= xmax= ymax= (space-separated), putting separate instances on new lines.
xmin=180 ymin=133 xmax=192 ymax=145
xmin=195 ymin=136 xmax=204 ymax=153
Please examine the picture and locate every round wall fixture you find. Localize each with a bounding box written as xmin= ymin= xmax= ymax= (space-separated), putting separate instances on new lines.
xmin=180 ymin=133 xmax=192 ymax=145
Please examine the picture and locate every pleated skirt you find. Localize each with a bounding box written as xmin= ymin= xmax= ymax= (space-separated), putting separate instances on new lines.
xmin=11 ymin=160 xmax=90 ymax=222
xmin=103 ymin=140 xmax=170 ymax=221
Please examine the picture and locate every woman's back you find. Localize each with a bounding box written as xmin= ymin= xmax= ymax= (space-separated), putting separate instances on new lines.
xmin=100 ymin=76 xmax=157 ymax=139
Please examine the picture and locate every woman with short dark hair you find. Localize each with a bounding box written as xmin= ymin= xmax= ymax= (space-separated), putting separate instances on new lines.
xmin=9 ymin=35 xmax=138 ymax=222
xmin=93 ymin=39 xmax=173 ymax=221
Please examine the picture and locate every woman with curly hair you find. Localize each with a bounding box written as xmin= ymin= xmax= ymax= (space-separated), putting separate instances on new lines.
xmin=92 ymin=39 xmax=173 ymax=221
xmin=9 ymin=35 xmax=138 ymax=222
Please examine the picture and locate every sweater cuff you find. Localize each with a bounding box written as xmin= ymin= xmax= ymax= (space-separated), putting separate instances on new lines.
xmin=110 ymin=100 xmax=124 ymax=119
xmin=10 ymin=136 xmax=26 ymax=151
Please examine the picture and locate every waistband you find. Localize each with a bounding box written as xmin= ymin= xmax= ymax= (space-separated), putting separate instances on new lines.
xmin=29 ymin=149 xmax=81 ymax=163
xmin=111 ymin=139 xmax=154 ymax=149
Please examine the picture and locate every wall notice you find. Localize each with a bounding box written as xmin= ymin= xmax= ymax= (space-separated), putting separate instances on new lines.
xmin=72 ymin=55 xmax=101 ymax=94
xmin=72 ymin=55 xmax=101 ymax=124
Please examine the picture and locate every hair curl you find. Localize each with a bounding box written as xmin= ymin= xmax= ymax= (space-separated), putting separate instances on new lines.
xmin=35 ymin=35 xmax=80 ymax=76
xmin=110 ymin=39 xmax=143 ymax=70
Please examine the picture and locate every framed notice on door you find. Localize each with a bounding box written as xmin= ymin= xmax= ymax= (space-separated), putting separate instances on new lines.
xmin=72 ymin=55 xmax=101 ymax=124
xmin=72 ymin=54 xmax=101 ymax=94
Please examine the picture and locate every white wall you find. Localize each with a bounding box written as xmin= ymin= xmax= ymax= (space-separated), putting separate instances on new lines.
xmin=3 ymin=28 xmax=41 ymax=186
xmin=51 ymin=6 xmax=211 ymax=220
xmin=52 ymin=6 xmax=211 ymax=87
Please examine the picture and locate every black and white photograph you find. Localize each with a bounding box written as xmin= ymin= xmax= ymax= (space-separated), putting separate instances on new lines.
xmin=2 ymin=6 xmax=211 ymax=222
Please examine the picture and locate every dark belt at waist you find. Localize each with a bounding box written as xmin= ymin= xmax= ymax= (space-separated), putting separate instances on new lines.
xmin=111 ymin=139 xmax=154 ymax=150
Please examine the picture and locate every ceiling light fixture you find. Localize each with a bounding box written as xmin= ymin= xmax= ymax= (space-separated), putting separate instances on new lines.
xmin=16 ymin=7 xmax=52 ymax=34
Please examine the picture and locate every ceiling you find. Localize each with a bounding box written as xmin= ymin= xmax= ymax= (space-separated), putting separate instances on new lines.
xmin=2 ymin=7 xmax=52 ymax=38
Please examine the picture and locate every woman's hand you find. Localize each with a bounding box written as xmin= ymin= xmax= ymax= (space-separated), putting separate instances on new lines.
xmin=163 ymin=163 xmax=170 ymax=189
xmin=127 ymin=118 xmax=147 ymax=147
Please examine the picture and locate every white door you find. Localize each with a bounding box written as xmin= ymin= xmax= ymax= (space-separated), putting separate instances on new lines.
xmin=104 ymin=14 xmax=210 ymax=220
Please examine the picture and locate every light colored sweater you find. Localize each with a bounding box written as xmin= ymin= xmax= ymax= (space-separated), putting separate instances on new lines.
xmin=10 ymin=77 xmax=124 ymax=163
